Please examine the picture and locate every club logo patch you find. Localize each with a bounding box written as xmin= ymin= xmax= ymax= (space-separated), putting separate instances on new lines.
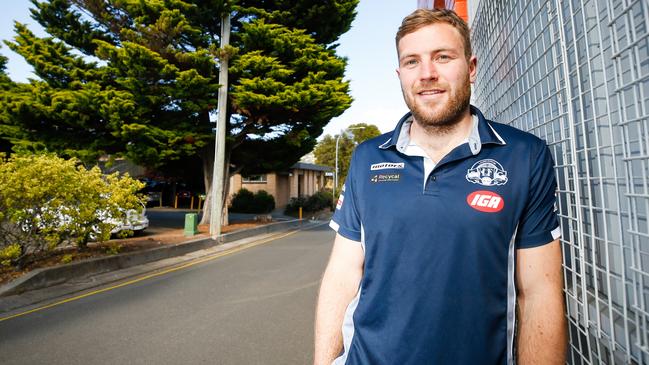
xmin=466 ymin=159 xmax=508 ymax=186
xmin=370 ymin=174 xmax=400 ymax=183
xmin=370 ymin=162 xmax=405 ymax=171
xmin=467 ymin=191 xmax=504 ymax=212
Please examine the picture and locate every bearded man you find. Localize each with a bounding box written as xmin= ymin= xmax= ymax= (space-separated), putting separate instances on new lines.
xmin=314 ymin=8 xmax=567 ymax=365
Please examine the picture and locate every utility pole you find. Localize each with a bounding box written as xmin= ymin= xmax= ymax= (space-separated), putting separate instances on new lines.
xmin=333 ymin=126 xmax=365 ymax=200
xmin=210 ymin=12 xmax=231 ymax=239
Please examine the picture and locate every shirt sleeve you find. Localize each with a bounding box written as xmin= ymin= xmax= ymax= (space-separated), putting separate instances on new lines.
xmin=515 ymin=143 xmax=561 ymax=248
xmin=330 ymin=151 xmax=362 ymax=242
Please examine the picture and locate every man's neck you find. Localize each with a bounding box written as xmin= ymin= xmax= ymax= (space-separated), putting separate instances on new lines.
xmin=409 ymin=109 xmax=474 ymax=163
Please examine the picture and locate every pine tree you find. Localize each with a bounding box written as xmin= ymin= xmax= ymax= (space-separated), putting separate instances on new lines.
xmin=1 ymin=0 xmax=357 ymax=223
xmin=0 ymin=51 xmax=18 ymax=154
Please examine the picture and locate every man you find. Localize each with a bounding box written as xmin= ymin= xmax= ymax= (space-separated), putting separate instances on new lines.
xmin=314 ymin=9 xmax=567 ymax=365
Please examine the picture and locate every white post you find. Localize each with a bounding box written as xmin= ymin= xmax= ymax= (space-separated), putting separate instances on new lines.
xmin=334 ymin=134 xmax=341 ymax=200
xmin=333 ymin=127 xmax=366 ymax=200
xmin=210 ymin=12 xmax=231 ymax=239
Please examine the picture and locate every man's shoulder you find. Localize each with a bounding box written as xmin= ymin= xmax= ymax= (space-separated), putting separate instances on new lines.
xmin=345 ymin=132 xmax=395 ymax=175
xmin=487 ymin=119 xmax=548 ymax=150
xmin=355 ymin=132 xmax=394 ymax=154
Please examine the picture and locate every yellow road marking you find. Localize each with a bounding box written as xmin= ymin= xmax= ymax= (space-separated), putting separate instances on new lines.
xmin=0 ymin=228 xmax=306 ymax=323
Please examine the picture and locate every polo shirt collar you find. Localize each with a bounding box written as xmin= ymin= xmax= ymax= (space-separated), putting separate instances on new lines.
xmin=472 ymin=105 xmax=506 ymax=147
xmin=378 ymin=105 xmax=506 ymax=153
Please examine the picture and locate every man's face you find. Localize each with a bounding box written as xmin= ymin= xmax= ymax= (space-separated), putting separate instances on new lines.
xmin=396 ymin=23 xmax=477 ymax=129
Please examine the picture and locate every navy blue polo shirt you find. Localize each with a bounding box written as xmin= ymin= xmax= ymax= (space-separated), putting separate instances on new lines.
xmin=330 ymin=106 xmax=560 ymax=365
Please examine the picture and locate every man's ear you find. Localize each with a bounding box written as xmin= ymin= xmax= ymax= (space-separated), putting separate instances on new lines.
xmin=469 ymin=55 xmax=478 ymax=83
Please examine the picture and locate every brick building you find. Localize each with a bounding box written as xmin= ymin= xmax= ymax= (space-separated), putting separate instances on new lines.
xmin=229 ymin=162 xmax=332 ymax=209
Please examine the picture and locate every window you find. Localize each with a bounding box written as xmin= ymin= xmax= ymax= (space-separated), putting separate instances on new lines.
xmin=242 ymin=174 xmax=267 ymax=183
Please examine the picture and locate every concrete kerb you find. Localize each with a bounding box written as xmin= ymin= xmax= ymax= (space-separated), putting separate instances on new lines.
xmin=0 ymin=218 xmax=317 ymax=298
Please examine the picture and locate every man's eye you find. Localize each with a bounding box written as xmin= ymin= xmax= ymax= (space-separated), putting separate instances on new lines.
xmin=437 ymin=55 xmax=451 ymax=62
xmin=405 ymin=59 xmax=418 ymax=66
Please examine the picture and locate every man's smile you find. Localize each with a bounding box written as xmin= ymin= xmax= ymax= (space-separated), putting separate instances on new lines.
xmin=418 ymin=89 xmax=445 ymax=95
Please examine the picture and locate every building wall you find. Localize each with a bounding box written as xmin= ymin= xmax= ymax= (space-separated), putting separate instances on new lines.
xmin=417 ymin=0 xmax=468 ymax=21
xmin=290 ymin=171 xmax=299 ymax=199
xmin=229 ymin=169 xmax=329 ymax=209
xmin=230 ymin=174 xmax=278 ymax=197
xmin=276 ymin=175 xmax=289 ymax=208
xmin=471 ymin=0 xmax=649 ymax=363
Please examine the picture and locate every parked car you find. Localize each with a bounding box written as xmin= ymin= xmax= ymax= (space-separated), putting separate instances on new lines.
xmin=21 ymin=202 xmax=149 ymax=239
xmin=145 ymin=191 xmax=163 ymax=206
xmin=139 ymin=178 xmax=168 ymax=207
xmin=103 ymin=203 xmax=149 ymax=235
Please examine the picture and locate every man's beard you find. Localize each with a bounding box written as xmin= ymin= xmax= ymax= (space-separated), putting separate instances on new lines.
xmin=403 ymin=76 xmax=471 ymax=134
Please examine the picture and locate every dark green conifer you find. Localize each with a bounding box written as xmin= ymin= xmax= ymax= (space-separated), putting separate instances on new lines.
xmin=1 ymin=0 xmax=358 ymax=220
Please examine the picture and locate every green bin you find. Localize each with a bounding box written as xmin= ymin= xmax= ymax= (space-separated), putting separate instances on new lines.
xmin=184 ymin=213 xmax=199 ymax=236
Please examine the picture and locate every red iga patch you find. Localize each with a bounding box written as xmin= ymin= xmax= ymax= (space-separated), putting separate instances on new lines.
xmin=467 ymin=190 xmax=504 ymax=213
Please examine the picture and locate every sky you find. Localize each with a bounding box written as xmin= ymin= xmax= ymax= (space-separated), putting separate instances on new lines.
xmin=0 ymin=1 xmax=418 ymax=137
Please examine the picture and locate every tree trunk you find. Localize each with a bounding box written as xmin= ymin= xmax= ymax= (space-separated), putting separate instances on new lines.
xmin=221 ymin=151 xmax=231 ymax=226
xmin=199 ymin=146 xmax=230 ymax=228
xmin=200 ymin=146 xmax=214 ymax=226
xmin=199 ymin=107 xmax=215 ymax=226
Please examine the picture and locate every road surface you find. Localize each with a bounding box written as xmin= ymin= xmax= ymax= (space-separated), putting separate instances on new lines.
xmin=0 ymin=224 xmax=335 ymax=365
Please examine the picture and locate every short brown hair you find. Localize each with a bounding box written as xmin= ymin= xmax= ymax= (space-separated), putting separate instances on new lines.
xmin=396 ymin=9 xmax=472 ymax=60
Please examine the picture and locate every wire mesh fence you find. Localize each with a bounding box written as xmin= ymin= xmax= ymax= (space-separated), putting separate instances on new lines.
xmin=470 ymin=0 xmax=649 ymax=363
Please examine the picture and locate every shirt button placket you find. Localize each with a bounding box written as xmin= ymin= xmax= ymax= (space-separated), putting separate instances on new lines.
xmin=423 ymin=174 xmax=439 ymax=195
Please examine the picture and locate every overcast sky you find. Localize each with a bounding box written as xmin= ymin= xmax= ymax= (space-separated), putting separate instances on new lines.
xmin=0 ymin=1 xmax=418 ymax=137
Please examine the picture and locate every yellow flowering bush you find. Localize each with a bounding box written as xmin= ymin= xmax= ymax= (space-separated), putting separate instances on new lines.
xmin=0 ymin=154 xmax=144 ymax=267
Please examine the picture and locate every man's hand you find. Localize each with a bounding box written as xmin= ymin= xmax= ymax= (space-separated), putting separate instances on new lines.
xmin=314 ymin=233 xmax=364 ymax=365
xmin=516 ymin=239 xmax=567 ymax=364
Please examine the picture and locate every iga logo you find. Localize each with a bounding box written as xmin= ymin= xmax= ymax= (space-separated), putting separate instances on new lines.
xmin=467 ymin=191 xmax=504 ymax=212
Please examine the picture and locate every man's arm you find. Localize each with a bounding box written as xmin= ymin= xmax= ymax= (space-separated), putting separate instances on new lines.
xmin=516 ymin=239 xmax=567 ymax=364
xmin=314 ymin=233 xmax=364 ymax=365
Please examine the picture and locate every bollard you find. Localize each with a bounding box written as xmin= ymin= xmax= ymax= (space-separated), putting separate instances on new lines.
xmin=184 ymin=213 xmax=199 ymax=236
xmin=198 ymin=194 xmax=206 ymax=211
xmin=190 ymin=196 xmax=195 ymax=210
xmin=174 ymin=194 xmax=178 ymax=209
xmin=299 ymin=207 xmax=302 ymax=220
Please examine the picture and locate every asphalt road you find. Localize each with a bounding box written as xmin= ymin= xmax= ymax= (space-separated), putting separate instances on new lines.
xmin=0 ymin=224 xmax=335 ymax=365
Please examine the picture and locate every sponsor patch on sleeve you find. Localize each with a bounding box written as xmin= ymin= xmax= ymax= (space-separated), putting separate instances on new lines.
xmin=336 ymin=194 xmax=344 ymax=210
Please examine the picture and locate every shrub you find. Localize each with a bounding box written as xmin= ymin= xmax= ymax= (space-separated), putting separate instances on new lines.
xmin=254 ymin=190 xmax=275 ymax=213
xmin=60 ymin=254 xmax=73 ymax=264
xmin=229 ymin=188 xmax=255 ymax=213
xmin=0 ymin=243 xmax=21 ymax=267
xmin=229 ymin=188 xmax=275 ymax=214
xmin=284 ymin=196 xmax=308 ymax=215
xmin=0 ymin=153 xmax=145 ymax=267
xmin=284 ymin=190 xmax=333 ymax=215
xmin=305 ymin=191 xmax=334 ymax=212
xmin=105 ymin=243 xmax=122 ymax=255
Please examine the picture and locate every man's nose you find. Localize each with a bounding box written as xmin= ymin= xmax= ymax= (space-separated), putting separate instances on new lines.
xmin=419 ymin=60 xmax=439 ymax=80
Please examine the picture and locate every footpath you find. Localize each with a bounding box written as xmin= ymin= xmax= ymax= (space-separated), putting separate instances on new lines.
xmin=0 ymin=215 xmax=329 ymax=316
